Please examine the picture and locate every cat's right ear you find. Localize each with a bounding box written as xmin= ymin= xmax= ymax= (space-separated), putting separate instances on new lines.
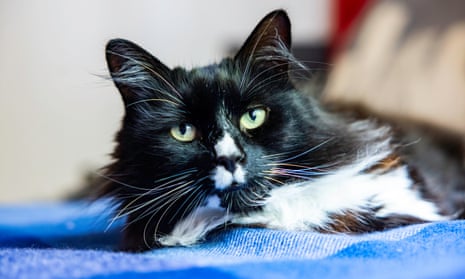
xmin=105 ymin=39 xmax=172 ymax=105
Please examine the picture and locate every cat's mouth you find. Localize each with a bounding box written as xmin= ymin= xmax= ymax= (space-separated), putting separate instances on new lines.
xmin=214 ymin=182 xmax=247 ymax=195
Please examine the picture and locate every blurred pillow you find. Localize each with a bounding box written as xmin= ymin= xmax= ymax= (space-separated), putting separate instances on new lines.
xmin=324 ymin=0 xmax=465 ymax=136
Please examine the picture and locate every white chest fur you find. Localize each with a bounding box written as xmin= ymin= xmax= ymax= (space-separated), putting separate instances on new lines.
xmin=232 ymin=164 xmax=445 ymax=230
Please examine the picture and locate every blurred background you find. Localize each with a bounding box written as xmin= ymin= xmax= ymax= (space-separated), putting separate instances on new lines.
xmin=0 ymin=0 xmax=463 ymax=203
xmin=0 ymin=0 xmax=331 ymax=202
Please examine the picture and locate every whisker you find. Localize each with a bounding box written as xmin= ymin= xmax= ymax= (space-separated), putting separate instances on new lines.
xmin=270 ymin=172 xmax=316 ymax=181
xmin=119 ymin=180 xmax=194 ymax=220
xmin=106 ymin=179 xmax=195 ymax=230
xmin=244 ymin=65 xmax=289 ymax=95
xmin=265 ymin=166 xmax=328 ymax=176
xmin=263 ymin=175 xmax=285 ymax=185
xmin=126 ymin=98 xmax=180 ymax=108
xmin=142 ymin=182 xmax=198 ymax=249
xmin=168 ymin=176 xmax=210 ymax=223
xmin=243 ymin=61 xmax=290 ymax=92
xmin=153 ymin=169 xmax=198 ymax=184
xmin=176 ymin=190 xmax=210 ymax=231
xmin=238 ymin=13 xmax=279 ymax=92
xmin=124 ymin=183 xmax=197 ymax=227
xmin=277 ymin=138 xmax=333 ymax=163
xmin=96 ymin=172 xmax=151 ymax=192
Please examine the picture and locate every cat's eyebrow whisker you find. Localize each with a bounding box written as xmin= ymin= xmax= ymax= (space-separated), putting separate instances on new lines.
xmin=242 ymin=61 xmax=290 ymax=93
xmin=246 ymin=59 xmax=319 ymax=85
xmin=245 ymin=60 xmax=329 ymax=96
xmin=243 ymin=63 xmax=290 ymax=94
xmin=244 ymin=51 xmax=313 ymax=88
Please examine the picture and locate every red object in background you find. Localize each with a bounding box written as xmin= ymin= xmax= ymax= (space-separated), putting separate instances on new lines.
xmin=330 ymin=0 xmax=373 ymax=59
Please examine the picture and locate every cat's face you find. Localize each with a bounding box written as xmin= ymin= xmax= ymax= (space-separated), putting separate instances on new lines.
xmin=104 ymin=11 xmax=357 ymax=243
xmin=116 ymin=63 xmax=323 ymax=213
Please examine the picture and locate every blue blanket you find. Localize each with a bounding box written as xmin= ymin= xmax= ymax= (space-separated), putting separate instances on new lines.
xmin=1 ymin=201 xmax=464 ymax=279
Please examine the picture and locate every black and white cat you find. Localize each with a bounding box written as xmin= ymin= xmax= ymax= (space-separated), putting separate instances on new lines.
xmin=100 ymin=10 xmax=465 ymax=251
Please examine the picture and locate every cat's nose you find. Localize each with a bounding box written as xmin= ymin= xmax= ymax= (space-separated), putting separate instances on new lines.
xmin=216 ymin=156 xmax=238 ymax=173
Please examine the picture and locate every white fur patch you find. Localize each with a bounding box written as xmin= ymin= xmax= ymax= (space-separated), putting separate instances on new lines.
xmin=211 ymin=133 xmax=247 ymax=190
xmin=214 ymin=133 xmax=240 ymax=158
xmin=157 ymin=198 xmax=230 ymax=247
xmin=206 ymin=196 xmax=221 ymax=208
xmin=212 ymin=165 xmax=247 ymax=190
xmin=212 ymin=166 xmax=233 ymax=190
xmin=232 ymin=156 xmax=445 ymax=230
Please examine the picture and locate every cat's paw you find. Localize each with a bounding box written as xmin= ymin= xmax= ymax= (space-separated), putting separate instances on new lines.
xmin=157 ymin=206 xmax=230 ymax=247
xmin=157 ymin=233 xmax=199 ymax=247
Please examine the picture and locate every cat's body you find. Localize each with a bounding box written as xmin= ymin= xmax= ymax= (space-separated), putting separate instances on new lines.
xmin=100 ymin=10 xmax=465 ymax=251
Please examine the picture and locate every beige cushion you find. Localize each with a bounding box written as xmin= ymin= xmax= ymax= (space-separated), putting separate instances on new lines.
xmin=324 ymin=0 xmax=465 ymax=136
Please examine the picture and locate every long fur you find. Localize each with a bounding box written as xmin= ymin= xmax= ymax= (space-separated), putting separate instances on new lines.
xmin=98 ymin=10 xmax=465 ymax=251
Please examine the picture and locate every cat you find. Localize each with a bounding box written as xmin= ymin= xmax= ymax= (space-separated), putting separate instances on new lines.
xmin=99 ymin=10 xmax=465 ymax=251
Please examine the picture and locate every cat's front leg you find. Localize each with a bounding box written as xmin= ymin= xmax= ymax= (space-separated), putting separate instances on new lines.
xmin=157 ymin=205 xmax=230 ymax=247
xmin=120 ymin=215 xmax=167 ymax=252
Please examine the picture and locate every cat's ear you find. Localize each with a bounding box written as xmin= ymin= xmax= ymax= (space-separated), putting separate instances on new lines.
xmin=106 ymin=39 xmax=172 ymax=105
xmin=234 ymin=10 xmax=291 ymax=74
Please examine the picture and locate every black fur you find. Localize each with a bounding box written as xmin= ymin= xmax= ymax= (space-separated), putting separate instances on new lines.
xmin=98 ymin=10 xmax=465 ymax=251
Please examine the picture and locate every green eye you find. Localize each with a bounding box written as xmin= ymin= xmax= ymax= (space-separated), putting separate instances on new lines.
xmin=170 ymin=123 xmax=197 ymax=142
xmin=240 ymin=107 xmax=268 ymax=131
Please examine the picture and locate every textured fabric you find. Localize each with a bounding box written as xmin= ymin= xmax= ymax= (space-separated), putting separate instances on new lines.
xmin=1 ymin=201 xmax=464 ymax=279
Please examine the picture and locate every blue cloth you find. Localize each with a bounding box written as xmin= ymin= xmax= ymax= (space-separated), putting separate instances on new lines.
xmin=1 ymin=201 xmax=464 ymax=279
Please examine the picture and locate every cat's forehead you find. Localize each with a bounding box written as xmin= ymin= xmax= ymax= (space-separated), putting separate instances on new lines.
xmin=181 ymin=64 xmax=243 ymax=109
xmin=188 ymin=61 xmax=240 ymax=87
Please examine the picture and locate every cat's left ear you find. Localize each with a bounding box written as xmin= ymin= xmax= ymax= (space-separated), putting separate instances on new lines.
xmin=234 ymin=10 xmax=291 ymax=75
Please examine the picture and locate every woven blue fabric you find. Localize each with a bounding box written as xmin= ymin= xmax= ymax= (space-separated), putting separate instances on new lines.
xmin=1 ymin=201 xmax=464 ymax=279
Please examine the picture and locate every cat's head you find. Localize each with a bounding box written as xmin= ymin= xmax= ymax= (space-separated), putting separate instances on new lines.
xmin=104 ymin=10 xmax=357 ymax=219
